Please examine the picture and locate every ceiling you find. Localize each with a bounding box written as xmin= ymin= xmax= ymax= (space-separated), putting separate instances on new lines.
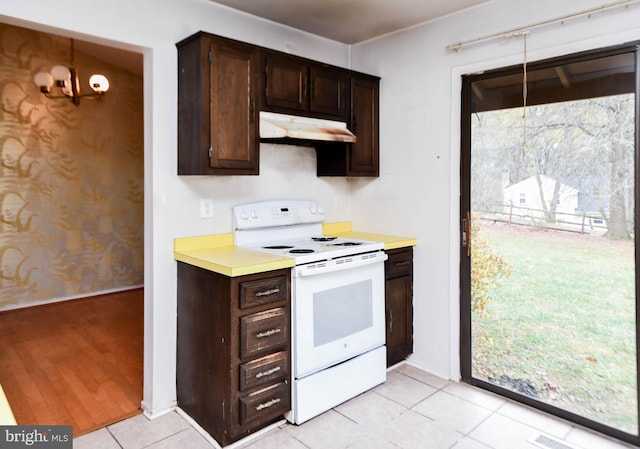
xmin=31 ymin=0 xmax=492 ymax=76
xmin=48 ymin=35 xmax=143 ymax=76
xmin=208 ymin=0 xmax=493 ymax=44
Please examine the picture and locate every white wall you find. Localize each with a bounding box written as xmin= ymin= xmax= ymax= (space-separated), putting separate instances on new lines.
xmin=0 ymin=0 xmax=356 ymax=416
xmin=349 ymin=0 xmax=640 ymax=380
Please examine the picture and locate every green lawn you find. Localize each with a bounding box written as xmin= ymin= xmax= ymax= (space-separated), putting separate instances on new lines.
xmin=473 ymin=222 xmax=637 ymax=433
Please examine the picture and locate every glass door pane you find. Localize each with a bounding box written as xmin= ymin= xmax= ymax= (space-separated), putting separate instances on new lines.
xmin=464 ymin=48 xmax=638 ymax=439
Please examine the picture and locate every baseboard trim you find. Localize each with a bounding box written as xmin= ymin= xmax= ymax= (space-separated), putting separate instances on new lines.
xmin=0 ymin=285 xmax=144 ymax=312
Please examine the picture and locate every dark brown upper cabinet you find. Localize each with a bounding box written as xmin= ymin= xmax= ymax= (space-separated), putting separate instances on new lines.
xmin=263 ymin=53 xmax=348 ymax=120
xmin=350 ymin=74 xmax=379 ymax=176
xmin=177 ymin=31 xmax=379 ymax=177
xmin=316 ymin=73 xmax=380 ymax=177
xmin=263 ymin=52 xmax=308 ymax=113
xmin=177 ymin=33 xmax=260 ymax=175
xmin=310 ymin=66 xmax=348 ymax=119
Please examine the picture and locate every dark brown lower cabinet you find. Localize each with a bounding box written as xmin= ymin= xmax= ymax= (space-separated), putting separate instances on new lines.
xmin=385 ymin=247 xmax=414 ymax=367
xmin=177 ymin=263 xmax=291 ymax=446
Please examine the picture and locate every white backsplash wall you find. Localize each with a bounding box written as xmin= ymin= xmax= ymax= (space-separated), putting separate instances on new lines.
xmin=176 ymin=143 xmax=353 ymax=239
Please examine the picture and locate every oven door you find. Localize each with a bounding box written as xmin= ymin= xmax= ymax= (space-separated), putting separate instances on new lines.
xmin=292 ymin=251 xmax=387 ymax=379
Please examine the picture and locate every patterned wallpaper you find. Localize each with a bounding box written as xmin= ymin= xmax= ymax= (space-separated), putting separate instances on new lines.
xmin=0 ymin=23 xmax=144 ymax=309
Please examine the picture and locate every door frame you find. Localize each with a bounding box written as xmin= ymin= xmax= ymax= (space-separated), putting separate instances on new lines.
xmin=459 ymin=42 xmax=640 ymax=445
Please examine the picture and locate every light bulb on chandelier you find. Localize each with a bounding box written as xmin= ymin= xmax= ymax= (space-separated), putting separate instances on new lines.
xmin=33 ymin=39 xmax=110 ymax=105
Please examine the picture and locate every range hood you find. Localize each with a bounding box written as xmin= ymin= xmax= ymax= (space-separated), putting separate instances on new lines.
xmin=259 ymin=111 xmax=356 ymax=144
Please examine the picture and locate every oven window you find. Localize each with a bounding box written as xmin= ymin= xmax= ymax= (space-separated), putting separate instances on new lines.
xmin=313 ymin=280 xmax=373 ymax=347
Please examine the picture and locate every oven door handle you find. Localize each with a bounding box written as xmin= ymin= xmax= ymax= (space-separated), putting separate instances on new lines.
xmin=293 ymin=252 xmax=388 ymax=277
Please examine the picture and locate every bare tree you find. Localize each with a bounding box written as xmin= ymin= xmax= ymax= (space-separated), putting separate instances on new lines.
xmin=472 ymin=93 xmax=634 ymax=239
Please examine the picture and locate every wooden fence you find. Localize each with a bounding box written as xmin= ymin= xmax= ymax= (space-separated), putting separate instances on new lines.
xmin=475 ymin=203 xmax=609 ymax=234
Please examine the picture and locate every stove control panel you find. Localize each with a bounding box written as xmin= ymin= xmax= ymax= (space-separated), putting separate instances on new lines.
xmin=233 ymin=200 xmax=325 ymax=230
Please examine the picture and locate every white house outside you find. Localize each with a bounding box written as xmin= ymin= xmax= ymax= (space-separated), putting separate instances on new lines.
xmin=499 ymin=174 xmax=606 ymax=233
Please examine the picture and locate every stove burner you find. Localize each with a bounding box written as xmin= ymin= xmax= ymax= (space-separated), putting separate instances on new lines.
xmin=311 ymin=236 xmax=337 ymax=242
xmin=288 ymin=249 xmax=316 ymax=254
xmin=329 ymin=241 xmax=363 ymax=247
xmin=263 ymin=245 xmax=294 ymax=249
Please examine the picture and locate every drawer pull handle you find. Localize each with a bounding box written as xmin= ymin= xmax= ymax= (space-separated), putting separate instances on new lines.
xmin=256 ymin=366 xmax=281 ymax=378
xmin=255 ymin=288 xmax=280 ymax=297
xmin=256 ymin=328 xmax=281 ymax=338
xmin=394 ymin=261 xmax=411 ymax=266
xmin=256 ymin=398 xmax=281 ymax=411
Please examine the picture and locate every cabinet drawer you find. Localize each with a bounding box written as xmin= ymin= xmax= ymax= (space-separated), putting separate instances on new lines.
xmin=239 ymin=276 xmax=288 ymax=309
xmin=239 ymin=351 xmax=288 ymax=392
xmin=240 ymin=308 xmax=288 ymax=359
xmin=385 ymin=249 xmax=413 ymax=278
xmin=239 ymin=382 xmax=290 ymax=425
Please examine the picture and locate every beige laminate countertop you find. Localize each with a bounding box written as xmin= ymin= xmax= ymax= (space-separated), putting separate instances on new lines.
xmin=174 ymin=222 xmax=416 ymax=277
xmin=174 ymin=233 xmax=295 ymax=277
xmin=323 ymin=222 xmax=417 ymax=251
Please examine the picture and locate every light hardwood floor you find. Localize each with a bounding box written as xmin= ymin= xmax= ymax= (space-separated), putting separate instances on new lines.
xmin=0 ymin=289 xmax=143 ymax=436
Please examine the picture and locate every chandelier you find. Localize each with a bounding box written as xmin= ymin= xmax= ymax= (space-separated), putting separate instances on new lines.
xmin=33 ymin=38 xmax=110 ymax=106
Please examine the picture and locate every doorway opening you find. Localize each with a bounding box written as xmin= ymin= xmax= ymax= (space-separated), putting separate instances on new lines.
xmin=0 ymin=22 xmax=144 ymax=436
xmin=460 ymin=43 xmax=639 ymax=444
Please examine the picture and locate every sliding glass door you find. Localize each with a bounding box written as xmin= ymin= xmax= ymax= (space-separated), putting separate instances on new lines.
xmin=460 ymin=43 xmax=640 ymax=444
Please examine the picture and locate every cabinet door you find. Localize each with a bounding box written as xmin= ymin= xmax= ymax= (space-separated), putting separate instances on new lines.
xmin=385 ymin=275 xmax=413 ymax=367
xmin=209 ymin=39 xmax=260 ymax=174
xmin=350 ymin=75 xmax=379 ymax=176
xmin=310 ymin=66 xmax=348 ymax=119
xmin=385 ymin=247 xmax=413 ymax=367
xmin=264 ymin=54 xmax=308 ymax=112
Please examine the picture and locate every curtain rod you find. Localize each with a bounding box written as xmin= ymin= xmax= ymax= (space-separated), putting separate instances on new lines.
xmin=445 ymin=0 xmax=640 ymax=53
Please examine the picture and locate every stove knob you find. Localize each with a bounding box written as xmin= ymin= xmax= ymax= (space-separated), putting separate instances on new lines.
xmin=317 ymin=205 xmax=324 ymax=214
xmin=251 ymin=209 xmax=259 ymax=219
xmin=240 ymin=210 xmax=249 ymax=220
xmin=309 ymin=205 xmax=317 ymax=214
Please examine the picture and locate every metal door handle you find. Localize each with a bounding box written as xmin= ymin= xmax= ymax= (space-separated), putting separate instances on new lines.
xmin=466 ymin=212 xmax=471 ymax=257
xmin=462 ymin=211 xmax=471 ymax=257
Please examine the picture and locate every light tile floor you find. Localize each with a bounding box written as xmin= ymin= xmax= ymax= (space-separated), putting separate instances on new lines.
xmin=74 ymin=364 xmax=636 ymax=449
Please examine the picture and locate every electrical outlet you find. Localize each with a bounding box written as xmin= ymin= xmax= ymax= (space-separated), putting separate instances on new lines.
xmin=334 ymin=194 xmax=342 ymax=210
xmin=200 ymin=199 xmax=214 ymax=218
